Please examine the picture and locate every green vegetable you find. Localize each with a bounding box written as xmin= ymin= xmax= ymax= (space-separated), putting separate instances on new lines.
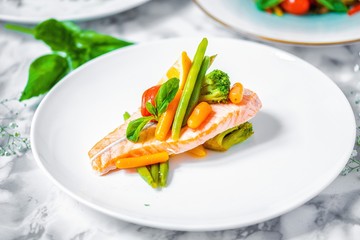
xmin=182 ymin=56 xmax=211 ymax=126
xmin=204 ymin=122 xmax=254 ymax=151
xmin=172 ymin=38 xmax=208 ymax=140
xmin=126 ymin=78 xmax=179 ymax=142
xmin=123 ymin=112 xmax=131 ymax=121
xmin=256 ymin=0 xmax=283 ymax=10
xmin=316 ymin=0 xmax=348 ymax=12
xmin=137 ymin=166 xmax=157 ymax=188
xmin=159 ymin=161 xmax=169 ymax=187
xmin=20 ymin=54 xmax=69 ymax=101
xmin=155 ymin=77 xmax=180 ymax=116
xmin=126 ymin=116 xmax=153 ymax=142
xmin=199 ymin=69 xmax=231 ymax=104
xmin=5 ymin=18 xmax=133 ymax=101
xmin=150 ymin=164 xmax=159 ymax=186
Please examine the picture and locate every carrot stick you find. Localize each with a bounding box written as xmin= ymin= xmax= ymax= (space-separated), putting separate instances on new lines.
xmin=155 ymin=90 xmax=182 ymax=141
xmin=115 ymin=152 xmax=169 ymax=169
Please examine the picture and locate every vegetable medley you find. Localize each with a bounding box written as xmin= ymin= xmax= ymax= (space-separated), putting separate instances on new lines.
xmin=255 ymin=0 xmax=360 ymax=16
xmin=122 ymin=38 xmax=255 ymax=188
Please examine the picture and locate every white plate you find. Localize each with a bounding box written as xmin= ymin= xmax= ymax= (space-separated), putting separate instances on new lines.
xmin=31 ymin=38 xmax=355 ymax=231
xmin=194 ymin=0 xmax=360 ymax=45
xmin=0 ymin=0 xmax=150 ymax=24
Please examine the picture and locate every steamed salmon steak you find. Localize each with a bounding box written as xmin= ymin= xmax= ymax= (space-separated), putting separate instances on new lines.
xmin=88 ymin=88 xmax=262 ymax=175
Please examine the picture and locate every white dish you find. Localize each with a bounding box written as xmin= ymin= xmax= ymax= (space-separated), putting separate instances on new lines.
xmin=31 ymin=38 xmax=355 ymax=231
xmin=194 ymin=0 xmax=360 ymax=45
xmin=0 ymin=0 xmax=150 ymax=24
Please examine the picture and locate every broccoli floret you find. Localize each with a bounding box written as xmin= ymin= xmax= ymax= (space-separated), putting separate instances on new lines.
xmin=199 ymin=69 xmax=231 ymax=104
xmin=204 ymin=122 xmax=253 ymax=151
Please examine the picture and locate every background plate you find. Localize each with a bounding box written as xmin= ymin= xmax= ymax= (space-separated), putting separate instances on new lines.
xmin=0 ymin=0 xmax=150 ymax=24
xmin=31 ymin=38 xmax=355 ymax=231
xmin=194 ymin=0 xmax=360 ymax=45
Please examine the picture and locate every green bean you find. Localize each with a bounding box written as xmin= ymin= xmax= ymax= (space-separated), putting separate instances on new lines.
xmin=172 ymin=38 xmax=208 ymax=140
xmin=159 ymin=161 xmax=169 ymax=187
xmin=150 ymin=163 xmax=159 ymax=185
xmin=137 ymin=166 xmax=157 ymax=188
xmin=182 ymin=56 xmax=210 ymax=126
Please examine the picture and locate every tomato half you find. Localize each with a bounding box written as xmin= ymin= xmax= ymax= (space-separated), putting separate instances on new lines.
xmin=280 ymin=0 xmax=310 ymax=15
xmin=141 ymin=85 xmax=161 ymax=116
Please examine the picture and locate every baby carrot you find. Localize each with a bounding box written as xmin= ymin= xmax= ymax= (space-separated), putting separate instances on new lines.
xmin=115 ymin=152 xmax=169 ymax=169
xmin=155 ymin=90 xmax=182 ymax=141
xmin=229 ymin=82 xmax=244 ymax=104
xmin=187 ymin=102 xmax=212 ymax=129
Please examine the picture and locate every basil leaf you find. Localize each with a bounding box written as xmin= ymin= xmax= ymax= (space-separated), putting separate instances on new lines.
xmin=146 ymin=102 xmax=157 ymax=116
xmin=20 ymin=54 xmax=69 ymax=101
xmin=34 ymin=19 xmax=78 ymax=52
xmin=316 ymin=0 xmax=347 ymax=12
xmin=155 ymin=78 xmax=179 ymax=115
xmin=76 ymin=30 xmax=134 ymax=59
xmin=126 ymin=116 xmax=153 ymax=142
xmin=256 ymin=0 xmax=283 ymax=10
xmin=7 ymin=18 xmax=133 ymax=101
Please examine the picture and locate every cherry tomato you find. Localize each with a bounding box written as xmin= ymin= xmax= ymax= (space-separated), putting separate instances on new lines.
xmin=141 ymin=85 xmax=161 ymax=116
xmin=280 ymin=0 xmax=310 ymax=15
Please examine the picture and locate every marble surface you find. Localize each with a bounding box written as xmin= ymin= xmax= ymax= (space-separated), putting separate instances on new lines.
xmin=1 ymin=0 xmax=360 ymax=239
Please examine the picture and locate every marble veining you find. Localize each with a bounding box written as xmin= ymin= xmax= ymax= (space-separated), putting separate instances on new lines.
xmin=1 ymin=0 xmax=360 ymax=239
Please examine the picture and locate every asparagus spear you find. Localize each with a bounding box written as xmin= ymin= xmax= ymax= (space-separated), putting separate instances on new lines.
xmin=150 ymin=163 xmax=159 ymax=185
xmin=137 ymin=165 xmax=157 ymax=188
xmin=159 ymin=161 xmax=169 ymax=187
xmin=172 ymin=38 xmax=208 ymax=140
xmin=182 ymin=56 xmax=211 ymax=126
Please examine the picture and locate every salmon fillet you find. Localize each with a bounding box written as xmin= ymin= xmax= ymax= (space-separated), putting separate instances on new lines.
xmin=88 ymin=88 xmax=262 ymax=175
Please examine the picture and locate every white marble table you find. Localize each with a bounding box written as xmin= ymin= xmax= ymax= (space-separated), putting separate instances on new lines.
xmin=1 ymin=0 xmax=360 ymax=239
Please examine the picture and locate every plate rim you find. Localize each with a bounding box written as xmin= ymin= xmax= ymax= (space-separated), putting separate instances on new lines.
xmin=30 ymin=37 xmax=356 ymax=231
xmin=193 ymin=0 xmax=360 ymax=46
xmin=0 ymin=0 xmax=150 ymax=24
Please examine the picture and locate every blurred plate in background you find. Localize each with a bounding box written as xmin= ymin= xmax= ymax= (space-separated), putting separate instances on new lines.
xmin=0 ymin=0 xmax=150 ymax=24
xmin=194 ymin=0 xmax=360 ymax=45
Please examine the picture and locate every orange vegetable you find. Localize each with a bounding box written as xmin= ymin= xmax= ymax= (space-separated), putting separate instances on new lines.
xmin=155 ymin=90 xmax=182 ymax=141
xmin=187 ymin=145 xmax=207 ymax=157
xmin=187 ymin=102 xmax=212 ymax=129
xmin=229 ymin=82 xmax=244 ymax=104
xmin=115 ymin=152 xmax=169 ymax=169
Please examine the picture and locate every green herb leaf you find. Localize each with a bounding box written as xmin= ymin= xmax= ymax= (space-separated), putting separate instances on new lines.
xmin=6 ymin=18 xmax=134 ymax=101
xmin=146 ymin=102 xmax=157 ymax=116
xmin=316 ymin=0 xmax=348 ymax=12
xmin=126 ymin=116 xmax=154 ymax=142
xmin=256 ymin=0 xmax=283 ymax=10
xmin=155 ymin=78 xmax=179 ymax=115
xmin=76 ymin=30 xmax=133 ymax=59
xmin=20 ymin=54 xmax=69 ymax=101
xmin=123 ymin=111 xmax=131 ymax=121
xmin=34 ymin=19 xmax=78 ymax=52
